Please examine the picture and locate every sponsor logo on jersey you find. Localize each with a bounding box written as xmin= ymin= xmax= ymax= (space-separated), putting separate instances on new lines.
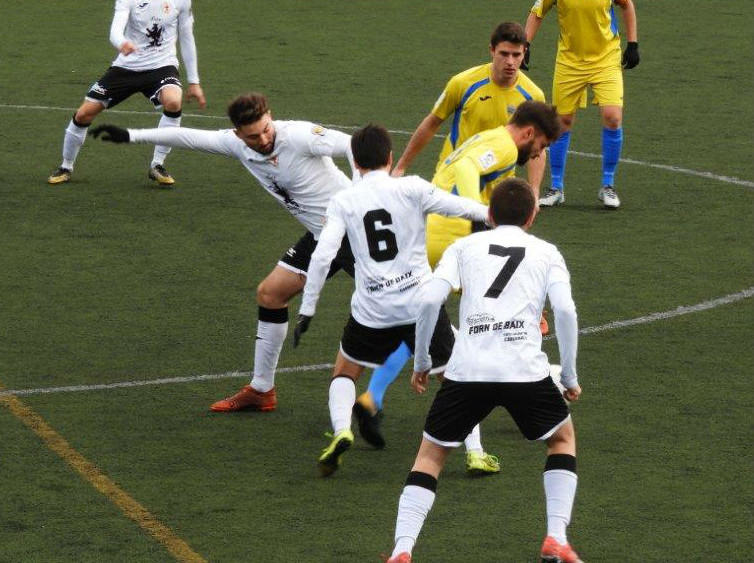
xmin=478 ymin=95 xmax=492 ymax=101
xmin=467 ymin=316 xmax=526 ymax=336
xmin=477 ymin=150 xmax=498 ymax=170
xmin=137 ymin=1 xmax=149 ymax=9
xmin=311 ymin=125 xmax=325 ymax=136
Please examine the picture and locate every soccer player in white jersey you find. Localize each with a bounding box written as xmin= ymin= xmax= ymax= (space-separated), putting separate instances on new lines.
xmin=91 ymin=93 xmax=359 ymax=413
xmin=293 ymin=124 xmax=489 ymax=477
xmin=386 ymin=178 xmax=583 ymax=563
xmin=47 ymin=0 xmax=206 ymax=187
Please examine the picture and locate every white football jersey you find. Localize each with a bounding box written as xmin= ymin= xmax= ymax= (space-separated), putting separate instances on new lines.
xmin=111 ymin=0 xmax=193 ymax=73
xmin=128 ymin=121 xmax=354 ymax=236
xmin=300 ymin=170 xmax=487 ymax=327
xmin=434 ymin=225 xmax=572 ymax=383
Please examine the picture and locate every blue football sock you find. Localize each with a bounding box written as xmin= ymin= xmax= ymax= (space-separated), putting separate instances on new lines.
xmin=549 ymin=131 xmax=571 ymax=190
xmin=601 ymin=127 xmax=623 ymax=186
xmin=367 ymin=342 xmax=411 ymax=409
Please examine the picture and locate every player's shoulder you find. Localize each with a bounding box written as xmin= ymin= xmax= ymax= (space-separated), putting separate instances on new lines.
xmin=450 ymin=63 xmax=491 ymax=88
xmin=516 ymin=72 xmax=546 ymax=102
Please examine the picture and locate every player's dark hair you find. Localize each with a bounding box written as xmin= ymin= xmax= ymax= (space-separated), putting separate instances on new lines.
xmin=489 ymin=178 xmax=535 ymax=227
xmin=490 ymin=21 xmax=527 ymax=47
xmin=351 ymin=124 xmax=392 ymax=170
xmin=509 ymin=101 xmax=562 ymax=142
xmin=227 ymin=93 xmax=270 ymax=128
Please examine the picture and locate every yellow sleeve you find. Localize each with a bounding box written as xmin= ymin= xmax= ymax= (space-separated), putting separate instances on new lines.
xmin=431 ymin=75 xmax=464 ymax=121
xmin=453 ymin=158 xmax=482 ymax=202
xmin=531 ymin=0 xmax=555 ymax=18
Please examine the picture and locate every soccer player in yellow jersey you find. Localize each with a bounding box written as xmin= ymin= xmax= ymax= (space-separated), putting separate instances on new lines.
xmin=526 ymin=0 xmax=639 ymax=209
xmin=429 ymin=101 xmax=559 ymax=267
xmin=393 ymin=22 xmax=546 ymax=193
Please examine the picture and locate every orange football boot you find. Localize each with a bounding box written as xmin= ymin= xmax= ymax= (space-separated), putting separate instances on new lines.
xmin=540 ymin=536 xmax=583 ymax=563
xmin=384 ymin=553 xmax=412 ymax=563
xmin=210 ymin=385 xmax=277 ymax=412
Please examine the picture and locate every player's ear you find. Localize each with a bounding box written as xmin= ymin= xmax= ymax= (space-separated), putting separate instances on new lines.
xmin=487 ymin=208 xmax=496 ymax=228
xmin=387 ymin=151 xmax=394 ymax=169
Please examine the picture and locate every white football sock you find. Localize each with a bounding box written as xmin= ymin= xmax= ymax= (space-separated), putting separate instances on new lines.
xmin=61 ymin=119 xmax=89 ymax=170
xmin=544 ymin=469 xmax=578 ymax=544
xmin=328 ymin=377 xmax=356 ymax=434
xmin=393 ymin=484 xmax=436 ymax=557
xmin=249 ymin=319 xmax=287 ymax=393
xmin=463 ymin=424 xmax=483 ymax=453
xmin=151 ymin=113 xmax=181 ymax=167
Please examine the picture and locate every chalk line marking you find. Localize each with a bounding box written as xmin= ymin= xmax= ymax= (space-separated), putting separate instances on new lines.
xmin=1 ymin=103 xmax=752 ymax=188
xmin=2 ymin=288 xmax=752 ymax=398
xmin=0 ymin=384 xmax=206 ymax=562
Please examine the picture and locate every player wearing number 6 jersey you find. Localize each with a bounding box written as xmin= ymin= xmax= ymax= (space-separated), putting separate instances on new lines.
xmin=293 ymin=124 xmax=488 ymax=477
xmin=386 ymin=178 xmax=582 ymax=563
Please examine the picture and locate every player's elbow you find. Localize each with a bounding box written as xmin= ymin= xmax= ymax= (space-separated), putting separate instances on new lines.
xmin=552 ymin=302 xmax=577 ymax=322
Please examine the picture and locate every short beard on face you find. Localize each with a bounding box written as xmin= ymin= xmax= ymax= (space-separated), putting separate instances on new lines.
xmin=516 ymin=141 xmax=534 ymax=166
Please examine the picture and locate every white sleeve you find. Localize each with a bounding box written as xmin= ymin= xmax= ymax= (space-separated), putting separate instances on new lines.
xmin=299 ymin=201 xmax=347 ymax=317
xmin=109 ymin=1 xmax=130 ymax=50
xmin=177 ymin=1 xmax=200 ymax=84
xmin=432 ymin=240 xmax=462 ymax=291
xmin=549 ymin=281 xmax=578 ymax=388
xmin=414 ymin=278 xmax=453 ymax=372
xmin=303 ymin=126 xmax=359 ymax=180
xmin=128 ymin=128 xmax=238 ymax=157
xmin=414 ymin=179 xmax=487 ymax=222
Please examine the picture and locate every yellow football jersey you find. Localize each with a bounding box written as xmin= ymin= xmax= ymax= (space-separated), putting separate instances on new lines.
xmin=432 ymin=126 xmax=518 ymax=205
xmin=431 ymin=64 xmax=545 ymax=168
xmin=531 ymin=0 xmax=622 ymax=69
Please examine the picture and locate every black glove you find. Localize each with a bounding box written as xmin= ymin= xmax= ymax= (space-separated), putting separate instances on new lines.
xmin=521 ymin=41 xmax=531 ymax=71
xmin=622 ymin=41 xmax=640 ymax=69
xmin=293 ymin=314 xmax=312 ymax=348
xmin=91 ymin=124 xmax=130 ymax=143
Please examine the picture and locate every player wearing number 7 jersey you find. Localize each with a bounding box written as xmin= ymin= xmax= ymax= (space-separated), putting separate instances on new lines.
xmin=294 ymin=124 xmax=488 ymax=476
xmin=386 ymin=178 xmax=582 ymax=562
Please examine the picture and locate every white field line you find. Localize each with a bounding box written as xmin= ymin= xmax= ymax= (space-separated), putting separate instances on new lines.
xmin=2 ymin=287 xmax=752 ymax=397
xmin=2 ymin=103 xmax=753 ymax=189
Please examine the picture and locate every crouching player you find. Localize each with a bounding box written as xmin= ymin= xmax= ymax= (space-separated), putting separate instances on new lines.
xmin=386 ymin=178 xmax=584 ymax=563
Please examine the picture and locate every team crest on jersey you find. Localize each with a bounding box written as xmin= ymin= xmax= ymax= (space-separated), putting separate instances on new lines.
xmin=311 ymin=125 xmax=325 ymax=136
xmin=507 ymin=105 xmax=517 ymax=114
xmin=477 ymin=150 xmax=498 ymax=170
xmin=162 ymin=2 xmax=171 ymax=14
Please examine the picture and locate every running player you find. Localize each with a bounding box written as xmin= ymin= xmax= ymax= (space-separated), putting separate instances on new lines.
xmin=526 ymin=0 xmax=639 ymax=209
xmin=386 ymin=178 xmax=582 ymax=563
xmin=91 ymin=93 xmax=358 ymax=413
xmin=293 ymin=124 xmax=489 ymax=477
xmin=47 ymin=0 xmax=206 ymax=187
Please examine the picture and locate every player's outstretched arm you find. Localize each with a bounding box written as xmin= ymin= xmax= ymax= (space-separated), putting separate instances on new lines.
xmin=91 ymin=125 xmax=130 ymax=143
xmin=392 ymin=113 xmax=444 ymax=177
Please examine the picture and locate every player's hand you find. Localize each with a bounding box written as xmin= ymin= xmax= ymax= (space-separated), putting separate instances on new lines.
xmin=293 ymin=314 xmax=312 ymax=348
xmin=622 ymin=41 xmax=640 ymax=69
xmin=521 ymin=41 xmax=531 ymax=71
xmin=91 ymin=125 xmax=130 ymax=143
xmin=411 ymin=370 xmax=430 ymax=394
xmin=186 ymin=83 xmax=207 ymax=109
xmin=119 ymin=41 xmax=137 ymax=56
xmin=563 ymin=385 xmax=582 ymax=402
